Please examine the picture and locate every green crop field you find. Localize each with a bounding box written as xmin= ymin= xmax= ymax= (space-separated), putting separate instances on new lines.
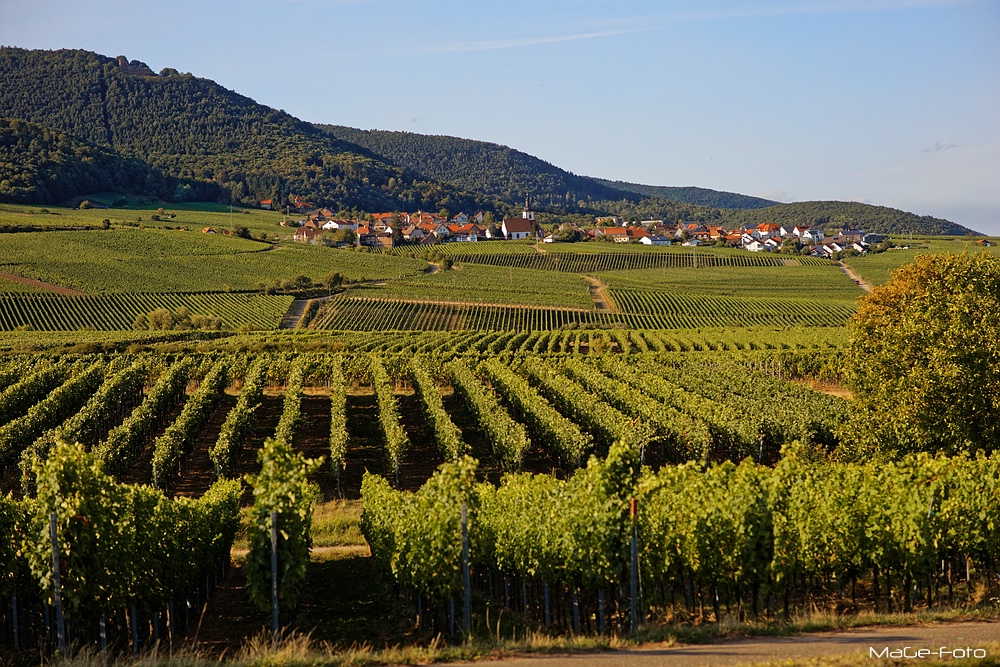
xmin=601 ymin=264 xmax=863 ymax=299
xmin=309 ymin=293 xmax=852 ymax=331
xmin=440 ymin=246 xmax=820 ymax=272
xmin=0 ymin=292 xmax=294 ymax=331
xmin=354 ymin=262 xmax=594 ymax=309
xmin=0 ymin=227 xmax=427 ymax=292
xmin=843 ymin=238 xmax=999 ymax=285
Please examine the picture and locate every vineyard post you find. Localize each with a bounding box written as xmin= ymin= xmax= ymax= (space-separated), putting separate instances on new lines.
xmin=598 ymin=589 xmax=605 ymax=635
xmin=49 ymin=512 xmax=66 ymax=654
xmin=130 ymin=604 xmax=138 ymax=656
xmin=11 ymin=589 xmax=19 ymax=650
xmin=461 ymin=503 xmax=471 ymax=635
xmin=630 ymin=498 xmax=638 ymax=634
xmin=271 ymin=509 xmax=279 ymax=649
xmin=99 ymin=613 xmax=106 ymax=652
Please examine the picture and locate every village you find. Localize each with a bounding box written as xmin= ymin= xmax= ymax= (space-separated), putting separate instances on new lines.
xmin=268 ymin=195 xmax=890 ymax=259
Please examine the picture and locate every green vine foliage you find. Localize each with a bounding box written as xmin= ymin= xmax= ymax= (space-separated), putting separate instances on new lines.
xmin=23 ymin=441 xmax=240 ymax=620
xmin=361 ymin=456 xmax=479 ymax=600
xmin=364 ymin=443 xmax=1000 ymax=611
xmin=245 ymin=437 xmax=321 ymax=615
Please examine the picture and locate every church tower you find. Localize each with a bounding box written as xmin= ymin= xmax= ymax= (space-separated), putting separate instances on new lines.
xmin=522 ymin=195 xmax=534 ymax=221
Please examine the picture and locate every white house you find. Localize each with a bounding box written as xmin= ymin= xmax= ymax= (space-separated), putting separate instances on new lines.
xmin=322 ymin=219 xmax=358 ymax=231
xmin=502 ymin=218 xmax=534 ymax=240
xmin=802 ymin=228 xmax=825 ymax=243
xmin=640 ymin=235 xmax=672 ymax=246
xmin=745 ymin=240 xmax=765 ymax=252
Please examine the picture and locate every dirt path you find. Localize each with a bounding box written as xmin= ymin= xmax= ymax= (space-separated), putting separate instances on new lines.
xmin=583 ymin=276 xmax=619 ymax=313
xmin=838 ymin=261 xmax=873 ymax=293
xmin=472 ymin=621 xmax=1000 ymax=667
xmin=0 ymin=270 xmax=85 ymax=295
xmin=279 ymin=299 xmax=310 ymax=329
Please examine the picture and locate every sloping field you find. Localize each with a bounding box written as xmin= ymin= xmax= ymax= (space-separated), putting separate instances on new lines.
xmin=0 ymin=292 xmax=293 ymax=330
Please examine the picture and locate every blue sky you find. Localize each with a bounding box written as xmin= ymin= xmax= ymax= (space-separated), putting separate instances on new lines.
xmin=2 ymin=0 xmax=998 ymax=233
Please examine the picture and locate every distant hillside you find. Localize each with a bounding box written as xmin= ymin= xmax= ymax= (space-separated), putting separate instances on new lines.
xmin=719 ymin=201 xmax=979 ymax=236
xmin=0 ymin=117 xmax=170 ymax=204
xmin=0 ymin=48 xmax=494 ymax=213
xmin=317 ymin=125 xmax=638 ymax=208
xmin=591 ymin=179 xmax=778 ymax=209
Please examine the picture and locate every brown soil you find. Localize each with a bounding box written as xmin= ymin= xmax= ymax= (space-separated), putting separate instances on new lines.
xmin=394 ymin=393 xmax=445 ymax=492
xmin=171 ymin=394 xmax=238 ymax=497
xmin=441 ymin=391 xmax=504 ymax=486
xmin=0 ymin=270 xmax=85 ymax=296
xmin=340 ymin=393 xmax=388 ymax=498
xmin=801 ymin=378 xmax=854 ymax=399
xmin=292 ymin=395 xmax=338 ymax=501
xmin=120 ymin=400 xmax=188 ymax=486
xmin=188 ymin=558 xmax=265 ymax=657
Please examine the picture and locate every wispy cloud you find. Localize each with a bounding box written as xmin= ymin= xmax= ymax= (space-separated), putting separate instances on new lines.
xmin=924 ymin=142 xmax=958 ymax=152
xmin=427 ymin=27 xmax=649 ymax=54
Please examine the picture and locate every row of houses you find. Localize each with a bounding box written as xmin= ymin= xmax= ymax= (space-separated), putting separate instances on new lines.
xmin=546 ymin=221 xmax=887 ymax=258
xmin=290 ymin=204 xmax=537 ymax=247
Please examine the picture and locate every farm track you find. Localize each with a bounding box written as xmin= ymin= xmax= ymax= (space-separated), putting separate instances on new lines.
xmin=0 ymin=270 xmax=85 ymax=295
xmin=838 ymin=261 xmax=874 ymax=293
xmin=476 ymin=621 xmax=1000 ymax=667
xmin=279 ymin=299 xmax=310 ymax=329
xmin=584 ymin=275 xmax=619 ymax=313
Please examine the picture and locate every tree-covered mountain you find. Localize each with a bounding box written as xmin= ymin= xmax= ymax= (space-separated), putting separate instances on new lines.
xmin=0 ymin=117 xmax=170 ymax=204
xmin=717 ymin=201 xmax=977 ymax=236
xmin=317 ymin=125 xmax=639 ymax=209
xmin=590 ymin=179 xmax=778 ymax=209
xmin=0 ymin=48 xmax=495 ymax=213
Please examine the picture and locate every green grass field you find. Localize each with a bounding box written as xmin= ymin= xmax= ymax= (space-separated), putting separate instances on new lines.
xmin=0 ymin=227 xmax=427 ymax=292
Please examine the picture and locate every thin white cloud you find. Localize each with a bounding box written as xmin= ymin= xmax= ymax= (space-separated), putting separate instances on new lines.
xmin=428 ymin=27 xmax=649 ymax=54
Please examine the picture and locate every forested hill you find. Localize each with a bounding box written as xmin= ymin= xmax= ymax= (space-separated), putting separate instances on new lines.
xmin=317 ymin=125 xmax=639 ymax=208
xmin=0 ymin=117 xmax=168 ymax=204
xmin=0 ymin=47 xmax=495 ymax=212
xmin=719 ymin=201 xmax=978 ymax=236
xmin=591 ymin=179 xmax=778 ymax=209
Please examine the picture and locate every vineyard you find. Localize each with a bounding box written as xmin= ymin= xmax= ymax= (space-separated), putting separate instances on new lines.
xmin=363 ymin=445 xmax=1000 ymax=635
xmin=438 ymin=247 xmax=815 ymax=272
xmin=0 ymin=293 xmax=294 ymax=331
xmin=1 ymin=345 xmax=997 ymax=658
xmin=309 ymin=294 xmax=853 ymax=331
xmin=0 ymin=228 xmax=427 ymax=293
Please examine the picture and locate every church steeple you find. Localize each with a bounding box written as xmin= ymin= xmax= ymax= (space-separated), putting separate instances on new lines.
xmin=522 ymin=195 xmax=534 ymax=221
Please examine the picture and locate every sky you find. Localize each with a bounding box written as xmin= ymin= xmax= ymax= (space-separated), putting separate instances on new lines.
xmin=1 ymin=0 xmax=998 ymax=234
